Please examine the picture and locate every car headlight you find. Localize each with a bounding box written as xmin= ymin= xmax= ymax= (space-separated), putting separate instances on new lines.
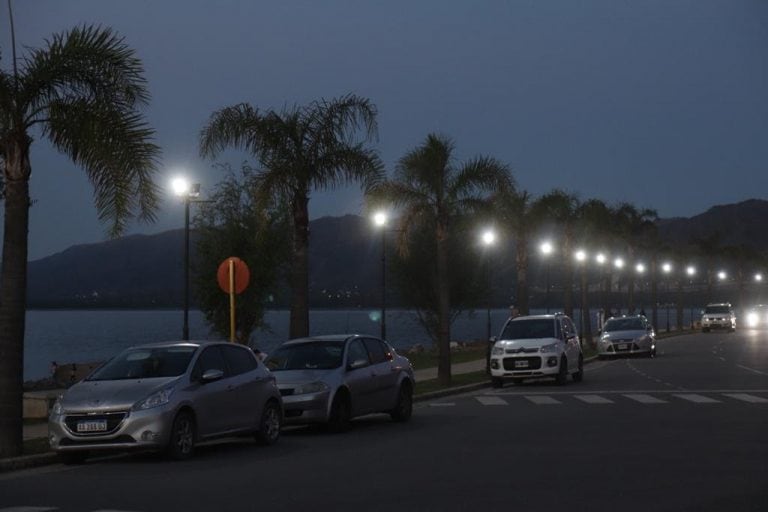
xmin=491 ymin=346 xmax=504 ymax=356
xmin=134 ymin=387 xmax=175 ymax=410
xmin=540 ymin=342 xmax=560 ymax=353
xmin=294 ymin=382 xmax=328 ymax=395
xmin=747 ymin=312 xmax=759 ymax=327
xmin=51 ymin=399 xmax=62 ymax=416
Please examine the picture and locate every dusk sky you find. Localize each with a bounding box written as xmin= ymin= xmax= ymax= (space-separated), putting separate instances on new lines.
xmin=3 ymin=1 xmax=767 ymax=260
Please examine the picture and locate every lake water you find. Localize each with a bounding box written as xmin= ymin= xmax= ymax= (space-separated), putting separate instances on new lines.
xmin=23 ymin=307 xmax=692 ymax=380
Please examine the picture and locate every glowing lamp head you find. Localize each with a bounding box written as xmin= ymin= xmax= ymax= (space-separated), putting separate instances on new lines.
xmin=718 ymin=271 xmax=727 ymax=281
xmin=636 ymin=263 xmax=646 ymax=274
xmin=482 ymin=230 xmax=496 ymax=246
xmin=540 ymin=241 xmax=553 ymax=255
xmin=614 ymin=258 xmax=625 ymax=269
xmin=662 ymin=262 xmax=672 ymax=274
xmin=686 ymin=266 xmax=696 ymax=276
xmin=372 ymin=211 xmax=388 ymax=228
xmin=595 ymin=253 xmax=607 ymax=265
xmin=575 ymin=249 xmax=587 ymax=263
xmin=171 ymin=177 xmax=190 ymax=197
xmin=755 ymin=273 xmax=763 ymax=282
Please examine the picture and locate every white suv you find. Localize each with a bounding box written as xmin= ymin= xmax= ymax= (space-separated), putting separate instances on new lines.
xmin=490 ymin=314 xmax=583 ymax=388
xmin=701 ymin=303 xmax=736 ymax=332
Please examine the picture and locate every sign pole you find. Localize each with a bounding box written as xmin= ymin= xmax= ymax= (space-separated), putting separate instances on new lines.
xmin=229 ymin=258 xmax=235 ymax=342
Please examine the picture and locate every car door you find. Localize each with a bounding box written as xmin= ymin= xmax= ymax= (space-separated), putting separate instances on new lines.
xmin=189 ymin=346 xmax=232 ymax=437
xmin=221 ymin=344 xmax=262 ymax=431
xmin=562 ymin=317 xmax=580 ymax=370
xmin=343 ymin=338 xmax=377 ymax=416
xmin=363 ymin=338 xmax=399 ymax=411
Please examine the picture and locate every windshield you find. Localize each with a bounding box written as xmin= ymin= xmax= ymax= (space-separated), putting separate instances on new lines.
xmin=265 ymin=341 xmax=345 ymax=371
xmin=604 ymin=318 xmax=645 ymax=332
xmin=705 ymin=306 xmax=731 ymax=314
xmin=500 ymin=319 xmax=555 ymax=340
xmin=87 ymin=346 xmax=197 ymax=381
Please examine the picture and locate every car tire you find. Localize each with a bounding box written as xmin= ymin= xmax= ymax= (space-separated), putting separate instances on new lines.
xmin=255 ymin=400 xmax=282 ymax=446
xmin=555 ymin=357 xmax=568 ymax=386
xmin=166 ymin=411 xmax=195 ymax=460
xmin=390 ymin=382 xmax=413 ymax=423
xmin=511 ymin=378 xmax=524 ymax=385
xmin=703 ymin=328 xmax=710 ymax=333
xmin=491 ymin=377 xmax=504 ymax=388
xmin=60 ymin=451 xmax=88 ymax=465
xmin=572 ymin=355 xmax=584 ymax=382
xmin=327 ymin=392 xmax=351 ymax=433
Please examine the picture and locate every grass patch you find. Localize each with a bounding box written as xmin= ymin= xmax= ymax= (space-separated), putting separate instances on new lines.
xmin=23 ymin=437 xmax=51 ymax=455
xmin=415 ymin=370 xmax=488 ymax=396
xmin=403 ymin=346 xmax=486 ymax=370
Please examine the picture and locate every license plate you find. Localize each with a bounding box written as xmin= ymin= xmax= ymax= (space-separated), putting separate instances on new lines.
xmin=514 ymin=360 xmax=529 ymax=368
xmin=618 ymin=343 xmax=629 ymax=350
xmin=77 ymin=420 xmax=107 ymax=433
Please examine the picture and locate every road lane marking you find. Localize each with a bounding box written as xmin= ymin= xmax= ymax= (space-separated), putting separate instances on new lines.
xmin=492 ymin=389 xmax=768 ymax=396
xmin=475 ymin=396 xmax=508 ymax=406
xmin=735 ymin=364 xmax=768 ymax=377
xmin=0 ymin=508 xmax=58 ymax=512
xmin=429 ymin=402 xmax=456 ymax=407
xmin=722 ymin=393 xmax=768 ymax=403
xmin=525 ymin=395 xmax=561 ymax=405
xmin=573 ymin=394 xmax=613 ymax=404
xmin=624 ymin=394 xmax=667 ymax=404
xmin=673 ymin=394 xmax=720 ymax=403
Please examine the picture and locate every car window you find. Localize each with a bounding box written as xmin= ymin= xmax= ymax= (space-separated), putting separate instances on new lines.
xmin=562 ymin=318 xmax=574 ymax=336
xmin=192 ymin=346 xmax=228 ymax=380
xmin=265 ymin=341 xmax=345 ymax=371
xmin=86 ymin=346 xmax=197 ymax=381
xmin=704 ymin=306 xmax=731 ymax=314
xmin=221 ymin=345 xmax=258 ymax=376
xmin=500 ymin=319 xmax=556 ymax=339
xmin=347 ymin=339 xmax=370 ymax=367
xmin=604 ymin=318 xmax=645 ymax=331
xmin=363 ymin=338 xmax=388 ymax=364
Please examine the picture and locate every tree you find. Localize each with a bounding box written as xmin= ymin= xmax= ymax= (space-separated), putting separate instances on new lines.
xmin=368 ymin=134 xmax=513 ymax=385
xmin=193 ymin=163 xmax=291 ymax=343
xmin=0 ymin=26 xmax=159 ymax=457
xmin=613 ymin=203 xmax=658 ymax=313
xmin=200 ymin=94 xmax=382 ymax=339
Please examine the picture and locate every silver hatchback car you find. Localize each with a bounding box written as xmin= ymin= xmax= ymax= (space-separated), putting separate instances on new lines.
xmin=49 ymin=341 xmax=283 ymax=463
xmin=598 ymin=316 xmax=656 ymax=358
xmin=265 ymin=335 xmax=415 ymax=431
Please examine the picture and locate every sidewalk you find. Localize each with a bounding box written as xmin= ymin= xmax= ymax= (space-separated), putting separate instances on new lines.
xmin=413 ymin=358 xmax=485 ymax=381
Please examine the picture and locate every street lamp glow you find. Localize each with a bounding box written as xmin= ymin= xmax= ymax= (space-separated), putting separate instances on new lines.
xmin=595 ymin=252 xmax=607 ymax=265
xmin=636 ymin=263 xmax=646 ymax=274
xmin=482 ymin=229 xmax=496 ymax=246
xmin=755 ymin=273 xmax=763 ymax=282
xmin=662 ymin=262 xmax=672 ymax=274
xmin=171 ymin=176 xmax=190 ymax=197
xmin=614 ymin=257 xmax=625 ymax=269
xmin=686 ymin=265 xmax=696 ymax=276
xmin=574 ymin=249 xmax=587 ymax=262
xmin=540 ymin=241 xmax=553 ymax=256
xmin=372 ymin=211 xmax=388 ymax=227
xmin=718 ymin=270 xmax=727 ymax=281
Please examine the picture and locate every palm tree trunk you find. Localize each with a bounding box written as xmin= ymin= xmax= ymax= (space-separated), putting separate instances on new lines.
xmin=515 ymin=235 xmax=529 ymax=315
xmin=0 ymin=140 xmax=31 ymax=457
xmin=580 ymin=266 xmax=593 ymax=347
xmin=289 ymin=191 xmax=310 ymax=338
xmin=676 ymin=278 xmax=684 ymax=331
xmin=651 ymin=258 xmax=659 ymax=332
xmin=436 ymin=221 xmax=451 ymax=386
xmin=627 ymin=247 xmax=636 ymax=313
xmin=563 ymin=229 xmax=574 ymax=317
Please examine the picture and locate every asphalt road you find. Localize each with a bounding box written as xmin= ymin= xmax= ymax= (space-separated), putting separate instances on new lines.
xmin=1 ymin=330 xmax=767 ymax=512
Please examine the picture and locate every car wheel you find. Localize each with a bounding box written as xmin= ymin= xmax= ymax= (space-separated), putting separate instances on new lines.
xmin=390 ymin=382 xmax=413 ymax=423
xmin=327 ymin=392 xmax=351 ymax=433
xmin=555 ymin=357 xmax=568 ymax=386
xmin=166 ymin=411 xmax=195 ymax=460
xmin=703 ymin=327 xmax=710 ymax=333
xmin=572 ymin=355 xmax=584 ymax=382
xmin=255 ymin=400 xmax=282 ymax=446
xmin=491 ymin=377 xmax=504 ymax=388
xmin=60 ymin=451 xmax=88 ymax=465
xmin=512 ymin=378 xmax=524 ymax=385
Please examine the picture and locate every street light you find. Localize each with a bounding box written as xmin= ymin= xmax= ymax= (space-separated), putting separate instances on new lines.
xmin=372 ymin=210 xmax=389 ymax=340
xmin=686 ymin=265 xmax=697 ymax=329
xmin=481 ymin=229 xmax=497 ymax=344
xmin=596 ymin=252 xmax=607 ymax=326
xmin=662 ymin=262 xmax=672 ymax=332
xmin=540 ymin=241 xmax=554 ymax=313
xmin=172 ymin=176 xmax=201 ymax=341
xmin=574 ymin=249 xmax=589 ymax=344
xmin=718 ymin=270 xmax=727 ymax=281
xmin=614 ymin=257 xmax=625 ymax=314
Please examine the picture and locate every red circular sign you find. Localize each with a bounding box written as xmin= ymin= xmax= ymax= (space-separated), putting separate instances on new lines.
xmin=217 ymin=257 xmax=250 ymax=294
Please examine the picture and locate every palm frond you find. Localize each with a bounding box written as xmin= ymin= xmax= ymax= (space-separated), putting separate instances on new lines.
xmin=199 ymin=103 xmax=263 ymax=158
xmin=449 ymin=156 xmax=514 ymax=200
xmin=304 ymin=93 xmax=378 ymax=149
xmin=312 ymin=144 xmax=384 ymax=193
xmin=22 ymin=24 xmax=149 ymax=124
xmin=45 ymin=97 xmax=160 ymax=236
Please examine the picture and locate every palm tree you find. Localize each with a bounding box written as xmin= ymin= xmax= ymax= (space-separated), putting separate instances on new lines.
xmin=368 ymin=134 xmax=513 ymax=385
xmin=613 ymin=203 xmax=658 ymax=313
xmin=200 ymin=94 xmax=383 ymax=338
xmin=536 ymin=190 xmax=580 ymax=317
xmin=0 ymin=25 xmax=160 ymax=457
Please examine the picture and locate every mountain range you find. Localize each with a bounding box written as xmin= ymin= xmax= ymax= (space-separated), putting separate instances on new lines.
xmin=26 ymin=199 xmax=768 ymax=308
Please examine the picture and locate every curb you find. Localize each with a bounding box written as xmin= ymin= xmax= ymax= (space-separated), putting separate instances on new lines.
xmin=0 ymin=452 xmax=58 ymax=474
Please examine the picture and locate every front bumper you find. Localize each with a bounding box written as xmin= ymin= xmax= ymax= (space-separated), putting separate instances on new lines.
xmin=597 ymin=339 xmax=654 ymax=356
xmin=489 ymin=354 xmax=562 ymax=378
xmin=702 ymin=319 xmax=734 ymax=330
xmin=281 ymin=390 xmax=331 ymax=424
xmin=49 ymin=405 xmax=176 ymax=453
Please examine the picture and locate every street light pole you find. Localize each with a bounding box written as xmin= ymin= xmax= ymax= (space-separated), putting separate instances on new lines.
xmin=540 ymin=241 xmax=553 ymax=313
xmin=686 ymin=265 xmax=696 ymax=330
xmin=381 ymin=227 xmax=387 ymax=340
xmin=662 ymin=262 xmax=672 ymax=333
xmin=183 ymin=196 xmax=190 ymax=341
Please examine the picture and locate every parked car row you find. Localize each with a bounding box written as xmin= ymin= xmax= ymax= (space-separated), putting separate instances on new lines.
xmin=49 ymin=335 xmax=415 ymax=464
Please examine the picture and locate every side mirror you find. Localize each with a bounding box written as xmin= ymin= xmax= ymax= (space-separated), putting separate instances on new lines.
xmin=348 ymin=359 xmax=369 ymax=371
xmin=489 ymin=336 xmax=497 ymax=343
xmin=200 ymin=368 xmax=224 ymax=383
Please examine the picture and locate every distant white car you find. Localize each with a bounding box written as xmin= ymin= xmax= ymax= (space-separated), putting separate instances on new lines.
xmin=701 ymin=303 xmax=736 ymax=332
xmin=489 ymin=314 xmax=583 ymax=387
xmin=598 ymin=315 xmax=656 ymax=358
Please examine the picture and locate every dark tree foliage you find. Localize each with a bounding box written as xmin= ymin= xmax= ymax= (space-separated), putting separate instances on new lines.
xmin=192 ymin=163 xmax=291 ymax=344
